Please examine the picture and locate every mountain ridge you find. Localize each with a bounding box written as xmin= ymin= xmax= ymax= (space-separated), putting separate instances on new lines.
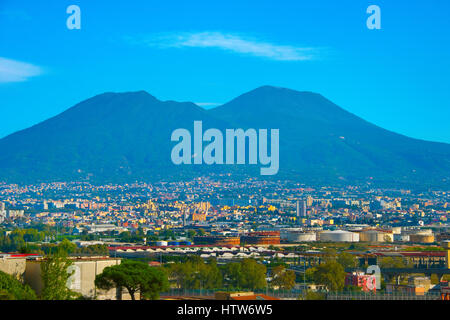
xmin=0 ymin=86 xmax=449 ymax=188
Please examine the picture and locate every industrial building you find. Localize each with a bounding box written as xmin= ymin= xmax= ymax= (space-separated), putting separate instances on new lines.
xmin=359 ymin=229 xmax=394 ymax=243
xmin=282 ymin=231 xmax=316 ymax=242
xmin=193 ymin=235 xmax=240 ymax=246
xmin=319 ymin=230 xmax=359 ymax=242
xmin=240 ymin=231 xmax=280 ymax=245
xmin=409 ymin=231 xmax=435 ymax=244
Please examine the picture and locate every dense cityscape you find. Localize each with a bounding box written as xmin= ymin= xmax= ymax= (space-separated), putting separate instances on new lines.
xmin=1 ymin=176 xmax=449 ymax=300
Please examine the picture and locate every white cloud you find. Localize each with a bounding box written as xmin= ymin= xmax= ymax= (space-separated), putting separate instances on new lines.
xmin=131 ymin=31 xmax=316 ymax=61
xmin=0 ymin=57 xmax=43 ymax=83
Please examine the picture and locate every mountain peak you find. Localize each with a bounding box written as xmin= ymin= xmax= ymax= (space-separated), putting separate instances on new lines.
xmin=249 ymin=85 xmax=319 ymax=96
xmin=95 ymin=90 xmax=157 ymax=100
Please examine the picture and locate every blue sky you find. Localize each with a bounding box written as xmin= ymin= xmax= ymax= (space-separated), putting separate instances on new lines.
xmin=1 ymin=0 xmax=449 ymax=142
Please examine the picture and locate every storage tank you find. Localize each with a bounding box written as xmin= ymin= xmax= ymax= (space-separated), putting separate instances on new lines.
xmin=409 ymin=233 xmax=435 ymax=243
xmin=286 ymin=231 xmax=316 ymax=242
xmin=156 ymin=241 xmax=168 ymax=246
xmin=394 ymin=234 xmax=410 ymax=242
xmin=359 ymin=230 xmax=393 ymax=243
xmin=319 ymin=230 xmax=359 ymax=242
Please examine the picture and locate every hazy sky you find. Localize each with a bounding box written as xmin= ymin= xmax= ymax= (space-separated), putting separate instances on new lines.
xmin=1 ymin=0 xmax=449 ymax=142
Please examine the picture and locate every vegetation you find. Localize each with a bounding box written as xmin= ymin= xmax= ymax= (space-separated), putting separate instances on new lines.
xmin=310 ymin=261 xmax=346 ymax=292
xmin=336 ymin=252 xmax=358 ymax=269
xmin=41 ymin=252 xmax=78 ymax=300
xmin=378 ymin=257 xmax=411 ymax=269
xmin=41 ymin=238 xmax=109 ymax=256
xmin=0 ymin=271 xmax=37 ymax=300
xmin=166 ymin=256 xmax=222 ymax=290
xmin=165 ymin=257 xmax=268 ymax=291
xmin=0 ymin=228 xmax=46 ymax=253
xmin=303 ymin=290 xmax=325 ymax=300
xmin=222 ymin=259 xmax=267 ymax=291
xmin=270 ymin=265 xmax=296 ymax=290
xmin=95 ymin=259 xmax=169 ymax=300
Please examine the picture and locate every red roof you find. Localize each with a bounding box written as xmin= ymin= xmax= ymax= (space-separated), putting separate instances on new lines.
xmin=1 ymin=253 xmax=40 ymax=258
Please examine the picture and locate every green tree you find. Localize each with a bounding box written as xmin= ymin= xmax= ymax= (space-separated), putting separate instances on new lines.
xmin=312 ymin=261 xmax=346 ymax=292
xmin=95 ymin=260 xmax=169 ymax=300
xmin=0 ymin=271 xmax=37 ymax=300
xmin=41 ymin=252 xmax=78 ymax=300
xmin=378 ymin=257 xmax=409 ymax=269
xmin=336 ymin=252 xmax=357 ymax=269
xmin=305 ymin=267 xmax=317 ymax=282
xmin=165 ymin=256 xmax=222 ymax=290
xmin=187 ymin=230 xmax=196 ymax=240
xmin=271 ymin=265 xmax=296 ymax=290
xmin=322 ymin=248 xmax=338 ymax=262
xmin=57 ymin=238 xmax=77 ymax=255
xmin=224 ymin=259 xmax=267 ymax=290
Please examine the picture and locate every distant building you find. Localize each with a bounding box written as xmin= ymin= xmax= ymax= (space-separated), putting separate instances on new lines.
xmin=386 ymin=283 xmax=426 ymax=296
xmin=345 ymin=272 xmax=376 ymax=292
xmin=87 ymin=224 xmax=119 ymax=233
xmin=359 ymin=229 xmax=393 ymax=242
xmin=7 ymin=210 xmax=24 ymax=219
xmin=282 ymin=231 xmax=316 ymax=242
xmin=192 ymin=212 xmax=207 ymax=222
xmin=193 ymin=235 xmax=240 ymax=246
xmin=319 ymin=230 xmax=359 ymax=242
xmin=296 ymin=200 xmax=307 ymax=219
xmin=408 ymin=277 xmax=432 ymax=293
xmin=241 ymin=231 xmax=280 ymax=245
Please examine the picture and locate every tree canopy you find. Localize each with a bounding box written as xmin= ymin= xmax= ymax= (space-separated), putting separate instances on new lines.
xmin=41 ymin=252 xmax=78 ymax=300
xmin=311 ymin=261 xmax=346 ymax=292
xmin=166 ymin=256 xmax=222 ymax=290
xmin=223 ymin=258 xmax=267 ymax=290
xmin=271 ymin=265 xmax=296 ymax=290
xmin=95 ymin=259 xmax=169 ymax=300
xmin=336 ymin=252 xmax=358 ymax=269
xmin=0 ymin=271 xmax=37 ymax=300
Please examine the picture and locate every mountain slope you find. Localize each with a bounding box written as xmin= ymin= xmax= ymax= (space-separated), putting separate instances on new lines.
xmin=208 ymin=86 xmax=450 ymax=186
xmin=0 ymin=91 xmax=226 ymax=182
xmin=0 ymin=86 xmax=449 ymax=187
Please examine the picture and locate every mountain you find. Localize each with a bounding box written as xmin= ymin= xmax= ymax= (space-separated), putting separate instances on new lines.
xmin=0 ymin=86 xmax=449 ymax=187
xmin=210 ymin=86 xmax=450 ymax=186
xmin=0 ymin=91 xmax=227 ymax=182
